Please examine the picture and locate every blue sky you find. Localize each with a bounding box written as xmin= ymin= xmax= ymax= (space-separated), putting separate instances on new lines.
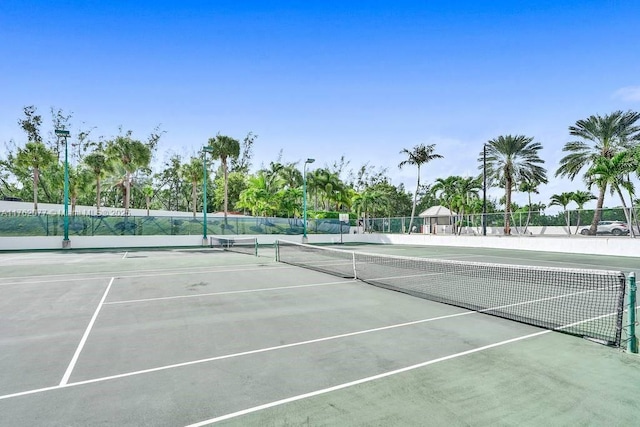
xmin=1 ymin=1 xmax=639 ymax=211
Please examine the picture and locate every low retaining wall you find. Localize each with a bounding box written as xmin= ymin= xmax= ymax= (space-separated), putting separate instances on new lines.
xmin=0 ymin=233 xmax=637 ymax=258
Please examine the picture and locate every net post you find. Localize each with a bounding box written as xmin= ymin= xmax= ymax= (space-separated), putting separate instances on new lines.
xmin=628 ymin=272 xmax=637 ymax=353
xmin=254 ymin=238 xmax=258 ymax=257
xmin=275 ymin=240 xmax=279 ymax=262
xmin=352 ymin=252 xmax=357 ymax=280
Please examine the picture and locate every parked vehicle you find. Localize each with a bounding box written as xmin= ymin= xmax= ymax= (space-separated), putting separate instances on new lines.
xmin=580 ymin=221 xmax=629 ymax=236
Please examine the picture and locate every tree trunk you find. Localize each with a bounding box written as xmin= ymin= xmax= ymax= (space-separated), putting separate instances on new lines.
xmin=504 ymin=177 xmax=512 ymax=235
xmin=615 ymin=186 xmax=634 ymax=237
xmin=124 ymin=172 xmax=131 ymax=215
xmin=408 ymin=167 xmax=420 ymax=234
xmin=589 ymin=186 xmax=606 ymax=235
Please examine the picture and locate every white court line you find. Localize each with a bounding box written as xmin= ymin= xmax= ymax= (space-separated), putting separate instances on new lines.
xmin=0 ymin=301 xmax=632 ymax=403
xmin=185 ymin=309 xmax=631 ymax=426
xmin=0 ymin=308 xmax=476 ymax=401
xmin=104 ymin=280 xmax=355 ymax=305
xmin=122 ymin=251 xmax=128 ymax=259
xmin=0 ymin=265 xmax=295 ymax=287
xmin=59 ymin=277 xmax=114 ymax=386
xmin=184 ymin=329 xmax=553 ymax=426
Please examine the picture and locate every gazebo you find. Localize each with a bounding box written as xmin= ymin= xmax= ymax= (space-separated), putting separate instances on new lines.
xmin=418 ymin=205 xmax=457 ymax=234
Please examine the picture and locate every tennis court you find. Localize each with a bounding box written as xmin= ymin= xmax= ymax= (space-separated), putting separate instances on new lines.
xmin=0 ymin=243 xmax=639 ymax=426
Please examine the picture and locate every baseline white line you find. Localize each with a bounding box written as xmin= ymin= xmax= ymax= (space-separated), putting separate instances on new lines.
xmin=184 ymin=329 xmax=553 ymax=426
xmin=59 ymin=277 xmax=115 ymax=386
xmin=104 ymin=280 xmax=355 ymax=305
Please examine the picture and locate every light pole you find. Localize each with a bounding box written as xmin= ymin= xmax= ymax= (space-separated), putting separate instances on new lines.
xmin=482 ymin=143 xmax=487 ymax=236
xmin=202 ymin=146 xmax=214 ymax=246
xmin=55 ymin=129 xmax=71 ymax=248
xmin=302 ymin=158 xmax=315 ymax=243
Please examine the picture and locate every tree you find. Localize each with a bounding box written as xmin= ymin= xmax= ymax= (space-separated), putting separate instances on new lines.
xmin=181 ymin=156 xmax=204 ymax=217
xmin=83 ymin=144 xmax=110 ymax=215
xmin=549 ymin=192 xmax=574 ymax=233
xmin=518 ymin=177 xmax=543 ymax=233
xmin=480 ymin=135 xmax=547 ymax=235
xmin=570 ymin=190 xmax=596 ymax=234
xmin=398 ymin=144 xmax=443 ymax=233
xmin=105 ymin=135 xmax=152 ymax=215
xmin=585 ymin=152 xmax=636 ymax=234
xmin=556 ymin=111 xmax=640 ymax=235
xmin=207 ymin=134 xmax=240 ymax=224
xmin=15 ymin=142 xmax=55 ymax=213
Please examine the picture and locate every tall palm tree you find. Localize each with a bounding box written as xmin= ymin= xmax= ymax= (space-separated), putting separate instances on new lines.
xmin=570 ymin=190 xmax=596 ymax=234
xmin=15 ymin=141 xmax=55 ymax=213
xmin=105 ymin=136 xmax=152 ymax=215
xmin=549 ymin=192 xmax=574 ymax=233
xmin=556 ymin=111 xmax=640 ymax=235
xmin=83 ymin=145 xmax=110 ymax=215
xmin=398 ymin=144 xmax=443 ymax=234
xmin=181 ymin=157 xmax=204 ymax=218
xmin=207 ymin=134 xmax=240 ymax=224
xmin=481 ymin=135 xmax=547 ymax=235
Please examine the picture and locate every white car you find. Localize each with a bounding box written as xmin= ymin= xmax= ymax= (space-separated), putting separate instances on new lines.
xmin=580 ymin=221 xmax=629 ymax=236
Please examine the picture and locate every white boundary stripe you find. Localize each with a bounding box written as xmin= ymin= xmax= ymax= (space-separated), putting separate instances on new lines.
xmin=104 ymin=280 xmax=355 ymax=305
xmin=0 ymin=304 xmax=632 ymax=402
xmin=59 ymin=277 xmax=114 ymax=386
xmin=184 ymin=330 xmax=553 ymax=426
xmin=186 ymin=311 xmax=628 ymax=427
xmin=0 ymin=309 xmax=474 ymax=401
xmin=0 ymin=265 xmax=295 ymax=287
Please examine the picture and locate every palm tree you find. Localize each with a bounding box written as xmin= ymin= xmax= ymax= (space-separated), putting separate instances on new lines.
xmin=181 ymin=157 xmax=204 ymax=218
xmin=570 ymin=190 xmax=596 ymax=234
xmin=83 ymin=145 xmax=110 ymax=215
xmin=455 ymin=176 xmax=482 ymax=234
xmin=518 ymin=177 xmax=543 ymax=233
xmin=556 ymin=111 xmax=640 ymax=235
xmin=105 ymin=136 xmax=152 ymax=215
xmin=207 ymin=134 xmax=240 ymax=224
xmin=15 ymin=141 xmax=55 ymax=213
xmin=549 ymin=192 xmax=574 ymax=234
xmin=481 ymin=135 xmax=547 ymax=235
xmin=586 ymin=152 xmax=636 ymax=235
xmin=398 ymin=144 xmax=443 ymax=234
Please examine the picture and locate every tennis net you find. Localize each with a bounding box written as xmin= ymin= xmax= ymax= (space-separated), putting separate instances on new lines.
xmin=276 ymin=240 xmax=626 ymax=347
xmin=210 ymin=236 xmax=258 ymax=256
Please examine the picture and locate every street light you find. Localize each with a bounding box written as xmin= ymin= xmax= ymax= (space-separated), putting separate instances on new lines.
xmin=202 ymin=146 xmax=214 ymax=246
xmin=302 ymin=158 xmax=315 ymax=242
xmin=55 ymin=129 xmax=71 ymax=248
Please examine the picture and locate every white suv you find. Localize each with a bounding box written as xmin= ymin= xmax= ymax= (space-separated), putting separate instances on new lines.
xmin=580 ymin=221 xmax=629 ymax=236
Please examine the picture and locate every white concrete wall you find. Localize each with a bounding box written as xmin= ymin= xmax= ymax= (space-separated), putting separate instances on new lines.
xmin=0 ymin=232 xmax=638 ymax=259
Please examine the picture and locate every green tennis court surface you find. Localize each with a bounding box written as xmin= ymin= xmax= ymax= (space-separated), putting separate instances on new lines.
xmin=0 ymin=245 xmax=638 ymax=426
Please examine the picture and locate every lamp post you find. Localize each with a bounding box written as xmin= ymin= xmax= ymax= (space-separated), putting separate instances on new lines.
xmin=55 ymin=129 xmax=71 ymax=248
xmin=302 ymin=158 xmax=315 ymax=243
xmin=202 ymin=146 xmax=214 ymax=246
xmin=482 ymin=143 xmax=487 ymax=236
